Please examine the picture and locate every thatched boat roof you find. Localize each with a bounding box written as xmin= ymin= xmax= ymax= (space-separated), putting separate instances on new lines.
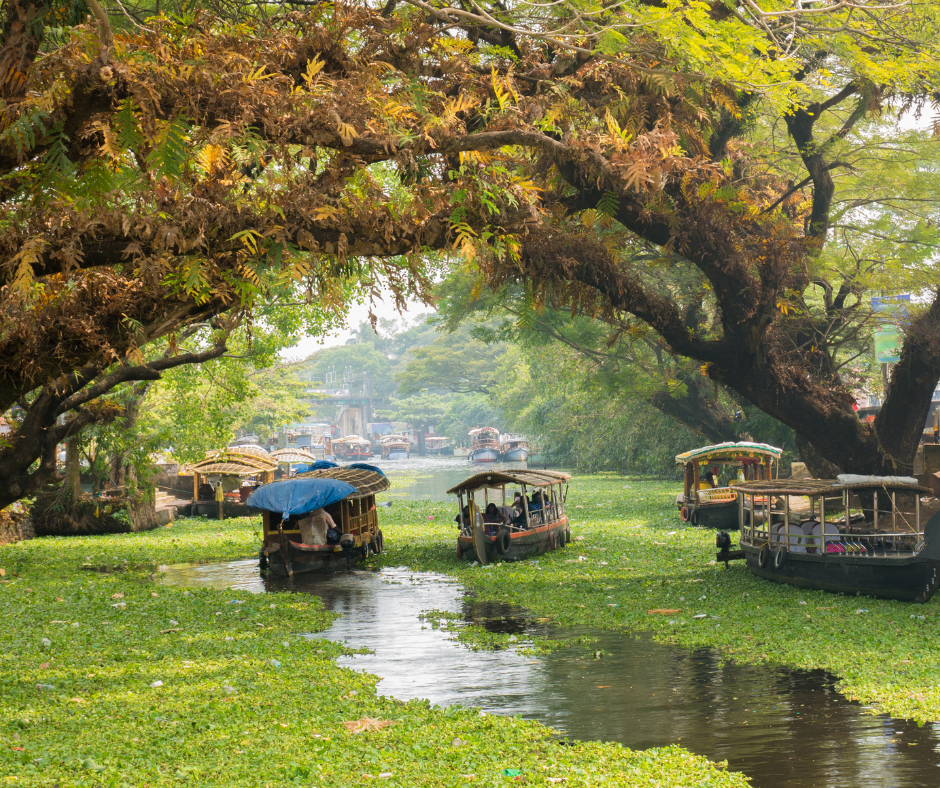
xmin=187 ymin=450 xmax=278 ymax=477
xmin=293 ymin=467 xmax=390 ymax=498
xmin=269 ymin=448 xmax=318 ymax=464
xmin=732 ymin=478 xmax=929 ymax=496
xmin=447 ymin=469 xmax=571 ymax=494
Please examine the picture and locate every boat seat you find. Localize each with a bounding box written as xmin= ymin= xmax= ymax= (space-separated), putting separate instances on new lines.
xmin=801 ymin=521 xmax=840 ymax=554
xmin=785 ymin=524 xmax=806 ymax=553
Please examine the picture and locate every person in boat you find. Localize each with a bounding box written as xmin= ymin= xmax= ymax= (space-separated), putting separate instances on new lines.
xmin=483 ymin=502 xmax=507 ymax=536
xmin=455 ymin=505 xmax=471 ymax=528
xmin=700 ymin=470 xmax=718 ymax=489
xmin=298 ymin=507 xmax=338 ymax=545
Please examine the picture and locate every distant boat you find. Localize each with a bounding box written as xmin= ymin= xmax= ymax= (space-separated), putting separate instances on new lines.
xmin=468 ymin=427 xmax=500 ymax=463
xmin=333 ymin=435 xmax=372 ymax=461
xmin=380 ymin=434 xmax=410 ymax=460
xmin=425 ymin=436 xmax=454 ymax=457
xmin=499 ymin=433 xmax=529 ymax=462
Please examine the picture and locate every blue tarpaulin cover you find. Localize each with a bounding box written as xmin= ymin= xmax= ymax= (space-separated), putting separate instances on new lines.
xmin=294 ymin=460 xmax=339 ymax=474
xmin=346 ymin=463 xmax=386 ymax=477
xmin=247 ymin=477 xmax=356 ymax=519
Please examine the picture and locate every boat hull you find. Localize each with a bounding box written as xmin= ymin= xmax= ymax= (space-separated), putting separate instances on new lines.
xmin=384 ymin=449 xmax=409 ymax=460
xmin=426 ymin=446 xmax=454 ymax=456
xmin=501 ymin=448 xmax=529 ymax=462
xmin=676 ymin=498 xmax=739 ymax=529
xmin=261 ymin=544 xmax=366 ymax=575
xmin=458 ymin=517 xmax=570 ymax=562
xmin=469 ymin=447 xmax=500 ymax=463
xmin=741 ymin=543 xmax=940 ymax=603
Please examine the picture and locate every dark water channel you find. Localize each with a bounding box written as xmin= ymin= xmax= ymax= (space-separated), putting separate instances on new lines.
xmin=159 ymin=560 xmax=940 ymax=788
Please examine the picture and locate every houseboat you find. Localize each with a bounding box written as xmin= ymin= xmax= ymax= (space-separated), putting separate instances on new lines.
xmin=499 ymin=433 xmax=530 ymax=462
xmin=675 ymin=441 xmax=782 ymax=528
xmin=249 ymin=466 xmax=389 ymax=576
xmin=425 ymin=436 xmax=454 ymax=457
xmin=333 ymin=435 xmax=372 ymax=461
xmin=449 ymin=470 xmax=572 ymax=563
xmin=468 ymin=427 xmax=501 ymax=463
xmin=729 ymin=476 xmax=940 ymax=603
xmin=380 ymin=434 xmax=410 ymax=460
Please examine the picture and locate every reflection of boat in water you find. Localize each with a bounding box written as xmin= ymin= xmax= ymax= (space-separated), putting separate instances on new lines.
xmin=675 ymin=442 xmax=782 ymax=528
xmin=449 ymin=470 xmax=572 ymax=563
xmin=730 ymin=477 xmax=940 ymax=603
xmin=250 ymin=466 xmax=389 ymax=576
xmin=499 ymin=433 xmax=529 ymax=462
xmin=468 ymin=427 xmax=500 ymax=463
xmin=425 ymin=436 xmax=454 ymax=457
xmin=333 ymin=435 xmax=372 ymax=461
xmin=380 ymin=435 xmax=410 ymax=459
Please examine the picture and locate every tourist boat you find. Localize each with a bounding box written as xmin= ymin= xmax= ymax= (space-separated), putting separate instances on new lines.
xmin=333 ymin=435 xmax=372 ymax=461
xmin=380 ymin=434 xmax=410 ymax=459
xmin=448 ymin=470 xmax=572 ymax=563
xmin=468 ymin=427 xmax=501 ymax=463
xmin=675 ymin=441 xmax=782 ymax=528
xmin=249 ymin=466 xmax=389 ymax=576
xmin=499 ymin=433 xmax=530 ymax=462
xmin=425 ymin=436 xmax=454 ymax=457
xmin=729 ymin=476 xmax=940 ymax=603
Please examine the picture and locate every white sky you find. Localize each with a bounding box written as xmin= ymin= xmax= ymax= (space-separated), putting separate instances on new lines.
xmin=281 ymin=293 xmax=430 ymax=361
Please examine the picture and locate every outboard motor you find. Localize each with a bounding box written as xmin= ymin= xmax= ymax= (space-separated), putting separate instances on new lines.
xmin=340 ymin=533 xmax=356 ymax=569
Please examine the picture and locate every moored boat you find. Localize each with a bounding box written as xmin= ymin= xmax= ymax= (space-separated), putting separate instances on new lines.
xmin=380 ymin=434 xmax=410 ymax=459
xmin=729 ymin=476 xmax=940 ymax=603
xmin=499 ymin=433 xmax=529 ymax=462
xmin=249 ymin=466 xmax=389 ymax=576
xmin=448 ymin=470 xmax=572 ymax=563
xmin=468 ymin=427 xmax=500 ymax=463
xmin=333 ymin=435 xmax=372 ymax=461
xmin=675 ymin=442 xmax=782 ymax=528
xmin=425 ymin=436 xmax=454 ymax=456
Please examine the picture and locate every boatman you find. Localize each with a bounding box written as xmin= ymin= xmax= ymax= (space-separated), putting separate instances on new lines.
xmin=299 ymin=508 xmax=338 ymax=545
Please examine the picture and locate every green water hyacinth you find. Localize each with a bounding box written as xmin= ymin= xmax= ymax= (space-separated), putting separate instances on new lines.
xmin=0 ymin=515 xmax=745 ymax=787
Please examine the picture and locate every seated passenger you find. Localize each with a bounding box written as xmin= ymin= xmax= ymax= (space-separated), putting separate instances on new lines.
xmin=299 ymin=507 xmax=338 ymax=545
xmin=699 ymin=471 xmax=718 ymax=489
xmin=483 ymin=503 xmax=507 ymax=537
xmin=454 ymin=505 xmax=472 ymax=528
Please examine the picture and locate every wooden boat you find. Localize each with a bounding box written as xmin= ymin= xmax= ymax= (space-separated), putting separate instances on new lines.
xmin=448 ymin=470 xmax=572 ymax=563
xmin=380 ymin=434 xmax=410 ymax=459
xmin=333 ymin=435 xmax=372 ymax=461
xmin=250 ymin=466 xmax=389 ymax=576
xmin=729 ymin=477 xmax=940 ymax=603
xmin=675 ymin=442 xmax=782 ymax=528
xmin=425 ymin=436 xmax=454 ymax=456
xmin=499 ymin=433 xmax=530 ymax=462
xmin=468 ymin=427 xmax=500 ymax=463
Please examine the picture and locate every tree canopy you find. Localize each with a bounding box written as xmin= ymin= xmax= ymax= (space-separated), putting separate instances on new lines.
xmin=2 ymin=0 xmax=939 ymax=506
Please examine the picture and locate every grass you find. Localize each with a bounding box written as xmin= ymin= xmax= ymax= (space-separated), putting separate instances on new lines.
xmin=0 ymin=514 xmax=746 ymax=787
xmin=378 ymin=475 xmax=940 ymax=724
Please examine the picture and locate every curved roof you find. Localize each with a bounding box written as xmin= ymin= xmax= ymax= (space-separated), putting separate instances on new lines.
xmin=230 ymin=444 xmax=269 ymax=456
xmin=731 ymin=478 xmax=929 ymax=495
xmin=334 ymin=435 xmax=371 ymax=446
xmin=294 ymin=466 xmax=390 ymax=498
xmin=676 ymin=441 xmax=782 ymax=465
xmin=247 ymin=477 xmax=357 ymax=515
xmin=269 ymin=448 xmax=319 ymax=464
xmin=187 ymin=450 xmax=278 ymax=477
xmin=469 ymin=427 xmax=500 ymax=435
xmin=446 ymin=469 xmax=571 ymax=494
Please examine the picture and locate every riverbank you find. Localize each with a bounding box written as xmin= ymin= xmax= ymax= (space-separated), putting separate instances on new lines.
xmin=379 ymin=475 xmax=940 ymax=724
xmin=0 ymin=517 xmax=745 ymax=787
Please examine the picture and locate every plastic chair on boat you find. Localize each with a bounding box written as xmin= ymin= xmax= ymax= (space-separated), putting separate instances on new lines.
xmin=801 ymin=521 xmax=839 ymax=554
xmin=786 ymin=524 xmax=807 ymax=553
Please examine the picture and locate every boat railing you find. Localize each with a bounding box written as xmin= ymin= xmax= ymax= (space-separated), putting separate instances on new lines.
xmin=739 ymin=489 xmax=924 ymax=556
xmin=696 ymin=487 xmax=737 ymax=503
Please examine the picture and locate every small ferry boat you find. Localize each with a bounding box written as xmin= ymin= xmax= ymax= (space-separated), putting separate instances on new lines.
xmin=468 ymin=427 xmax=501 ymax=463
xmin=448 ymin=470 xmax=571 ymax=563
xmin=675 ymin=442 xmax=782 ymax=528
xmin=249 ymin=466 xmax=389 ymax=576
xmin=380 ymin=434 xmax=410 ymax=459
xmin=425 ymin=435 xmax=454 ymax=457
xmin=333 ymin=435 xmax=372 ymax=461
xmin=730 ymin=476 xmax=940 ymax=602
xmin=499 ymin=433 xmax=530 ymax=462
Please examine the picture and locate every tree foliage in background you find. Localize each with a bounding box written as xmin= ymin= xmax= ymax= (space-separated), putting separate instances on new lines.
xmin=2 ymin=0 xmax=939 ymax=510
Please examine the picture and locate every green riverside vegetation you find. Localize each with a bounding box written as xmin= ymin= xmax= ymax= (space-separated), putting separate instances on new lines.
xmin=0 ymin=509 xmax=744 ymax=787
xmin=4 ymin=473 xmax=938 ymax=786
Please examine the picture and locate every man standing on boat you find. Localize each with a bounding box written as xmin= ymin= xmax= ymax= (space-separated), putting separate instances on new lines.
xmin=298 ymin=508 xmax=338 ymax=545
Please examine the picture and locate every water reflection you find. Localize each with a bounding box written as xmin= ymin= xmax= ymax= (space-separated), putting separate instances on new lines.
xmin=160 ymin=560 xmax=940 ymax=788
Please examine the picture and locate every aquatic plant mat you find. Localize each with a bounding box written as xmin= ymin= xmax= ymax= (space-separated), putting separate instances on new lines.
xmin=379 ymin=476 xmax=940 ymax=725
xmin=0 ymin=516 xmax=744 ymax=786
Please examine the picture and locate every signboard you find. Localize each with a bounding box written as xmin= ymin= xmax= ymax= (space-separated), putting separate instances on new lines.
xmin=874 ymin=328 xmax=902 ymax=364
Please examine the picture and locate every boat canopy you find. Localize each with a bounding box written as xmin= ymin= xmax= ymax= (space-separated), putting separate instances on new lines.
xmin=447 ymin=469 xmax=570 ymax=494
xmin=469 ymin=427 xmax=500 ymax=436
xmin=294 ymin=466 xmax=390 ymax=497
xmin=247 ymin=477 xmax=357 ymax=517
xmin=731 ymin=477 xmax=929 ymax=496
xmin=186 ymin=449 xmax=278 ymax=477
xmin=675 ymin=441 xmax=783 ymax=465
xmin=269 ymin=448 xmax=318 ymax=464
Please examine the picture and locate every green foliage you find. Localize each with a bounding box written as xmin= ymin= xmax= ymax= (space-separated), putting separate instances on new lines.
xmin=147 ymin=116 xmax=191 ymax=182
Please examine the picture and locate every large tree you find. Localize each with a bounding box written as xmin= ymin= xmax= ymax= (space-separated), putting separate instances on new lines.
xmin=1 ymin=0 xmax=938 ymax=508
